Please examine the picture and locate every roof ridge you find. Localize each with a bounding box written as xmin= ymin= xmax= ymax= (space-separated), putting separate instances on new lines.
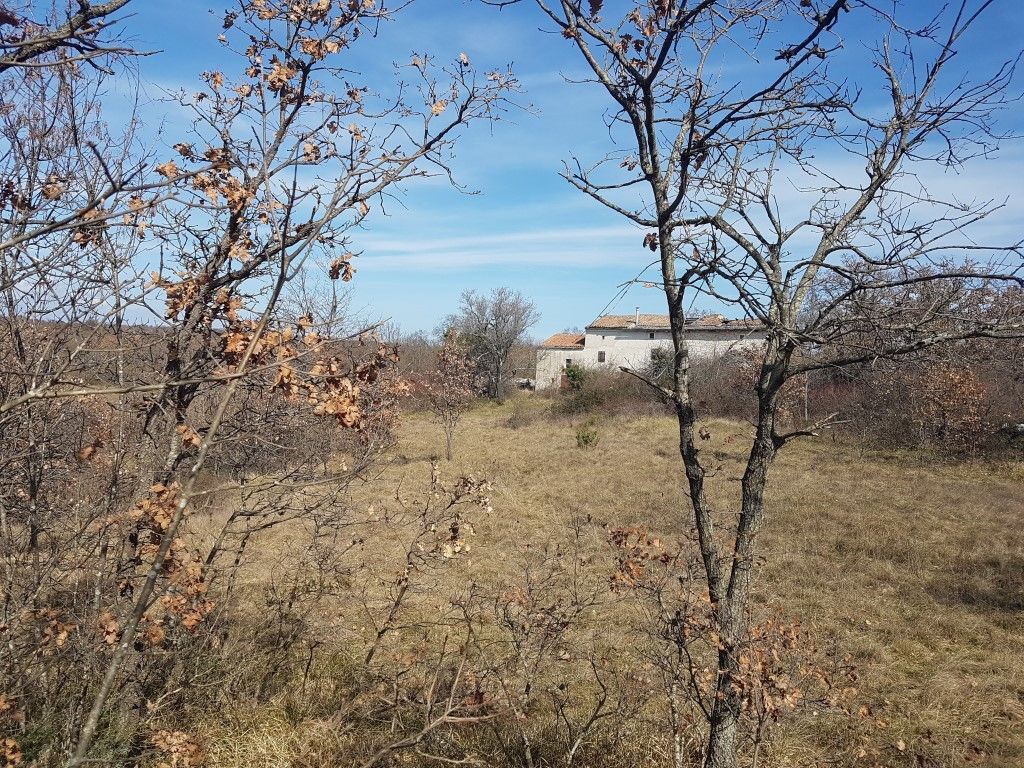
xmin=586 ymin=312 xmax=760 ymax=330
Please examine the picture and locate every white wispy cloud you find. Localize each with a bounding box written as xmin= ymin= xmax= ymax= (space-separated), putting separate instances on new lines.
xmin=355 ymin=223 xmax=644 ymax=271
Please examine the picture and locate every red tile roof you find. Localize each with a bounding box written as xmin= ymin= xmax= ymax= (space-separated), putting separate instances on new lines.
xmin=539 ymin=332 xmax=585 ymax=349
xmin=588 ymin=313 xmax=672 ymax=329
xmin=586 ymin=313 xmax=762 ymax=331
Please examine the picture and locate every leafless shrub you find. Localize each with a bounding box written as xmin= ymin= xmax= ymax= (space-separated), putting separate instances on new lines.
xmin=505 ymin=398 xmax=543 ymax=430
xmin=607 ymin=526 xmax=861 ymax=768
xmin=426 ymin=331 xmax=476 ymax=461
xmin=450 ymin=519 xmax=643 ymax=768
xmin=549 ymin=368 xmax=669 ymax=418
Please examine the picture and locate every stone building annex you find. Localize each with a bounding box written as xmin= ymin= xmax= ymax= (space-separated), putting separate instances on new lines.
xmin=535 ymin=312 xmax=766 ymax=390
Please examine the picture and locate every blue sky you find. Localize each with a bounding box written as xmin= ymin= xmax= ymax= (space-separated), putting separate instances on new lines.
xmin=119 ymin=0 xmax=1024 ymax=339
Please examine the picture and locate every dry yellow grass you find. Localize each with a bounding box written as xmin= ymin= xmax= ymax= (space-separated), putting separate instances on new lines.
xmin=375 ymin=397 xmax=1024 ymax=767
xmin=199 ymin=395 xmax=1024 ymax=767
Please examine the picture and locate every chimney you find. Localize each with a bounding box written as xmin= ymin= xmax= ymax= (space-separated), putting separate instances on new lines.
xmin=634 ymin=307 xmax=640 ymax=326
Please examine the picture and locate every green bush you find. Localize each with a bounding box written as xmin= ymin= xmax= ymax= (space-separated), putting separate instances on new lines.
xmin=575 ymin=418 xmax=599 ymax=449
xmin=565 ymin=363 xmax=587 ymax=390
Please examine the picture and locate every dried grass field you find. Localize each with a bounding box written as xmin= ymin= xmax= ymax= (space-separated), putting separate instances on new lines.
xmin=199 ymin=396 xmax=1024 ymax=768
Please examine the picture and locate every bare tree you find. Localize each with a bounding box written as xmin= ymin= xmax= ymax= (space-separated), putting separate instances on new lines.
xmin=497 ymin=1 xmax=1024 ymax=765
xmin=391 ymin=328 xmax=442 ymax=374
xmin=0 ymin=1 xmax=137 ymax=72
xmin=446 ymin=287 xmax=539 ymax=399
xmin=0 ymin=1 xmax=519 ymax=764
xmin=427 ymin=330 xmax=475 ymax=460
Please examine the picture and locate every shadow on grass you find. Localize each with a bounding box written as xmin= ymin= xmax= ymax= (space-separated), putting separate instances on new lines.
xmin=927 ymin=554 xmax=1024 ymax=615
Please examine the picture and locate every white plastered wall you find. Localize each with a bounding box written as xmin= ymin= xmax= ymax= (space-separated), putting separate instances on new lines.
xmin=535 ymin=328 xmax=767 ymax=389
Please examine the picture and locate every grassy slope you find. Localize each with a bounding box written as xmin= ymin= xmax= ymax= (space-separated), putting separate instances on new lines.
xmin=383 ymin=397 xmax=1024 ymax=767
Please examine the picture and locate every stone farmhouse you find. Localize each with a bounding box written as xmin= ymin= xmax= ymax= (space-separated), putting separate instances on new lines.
xmin=535 ymin=312 xmax=766 ymax=390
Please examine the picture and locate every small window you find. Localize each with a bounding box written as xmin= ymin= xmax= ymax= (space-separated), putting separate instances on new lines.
xmin=597 ymin=351 xmax=606 ymax=363
xmin=565 ymin=358 xmax=572 ymax=368
xmin=648 ymin=332 xmax=655 ymax=339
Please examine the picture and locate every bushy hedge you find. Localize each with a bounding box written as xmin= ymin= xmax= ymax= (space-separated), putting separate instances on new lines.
xmin=541 ymin=351 xmax=1023 ymax=457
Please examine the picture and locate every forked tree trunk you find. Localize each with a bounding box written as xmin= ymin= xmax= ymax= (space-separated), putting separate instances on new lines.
xmin=701 ymin=391 xmax=779 ymax=768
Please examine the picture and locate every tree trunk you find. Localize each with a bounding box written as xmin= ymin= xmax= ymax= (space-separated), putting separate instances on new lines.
xmin=704 ymin=696 xmax=739 ymax=768
xmin=731 ymin=399 xmax=777 ymax=607
xmin=703 ymin=389 xmax=779 ymax=768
